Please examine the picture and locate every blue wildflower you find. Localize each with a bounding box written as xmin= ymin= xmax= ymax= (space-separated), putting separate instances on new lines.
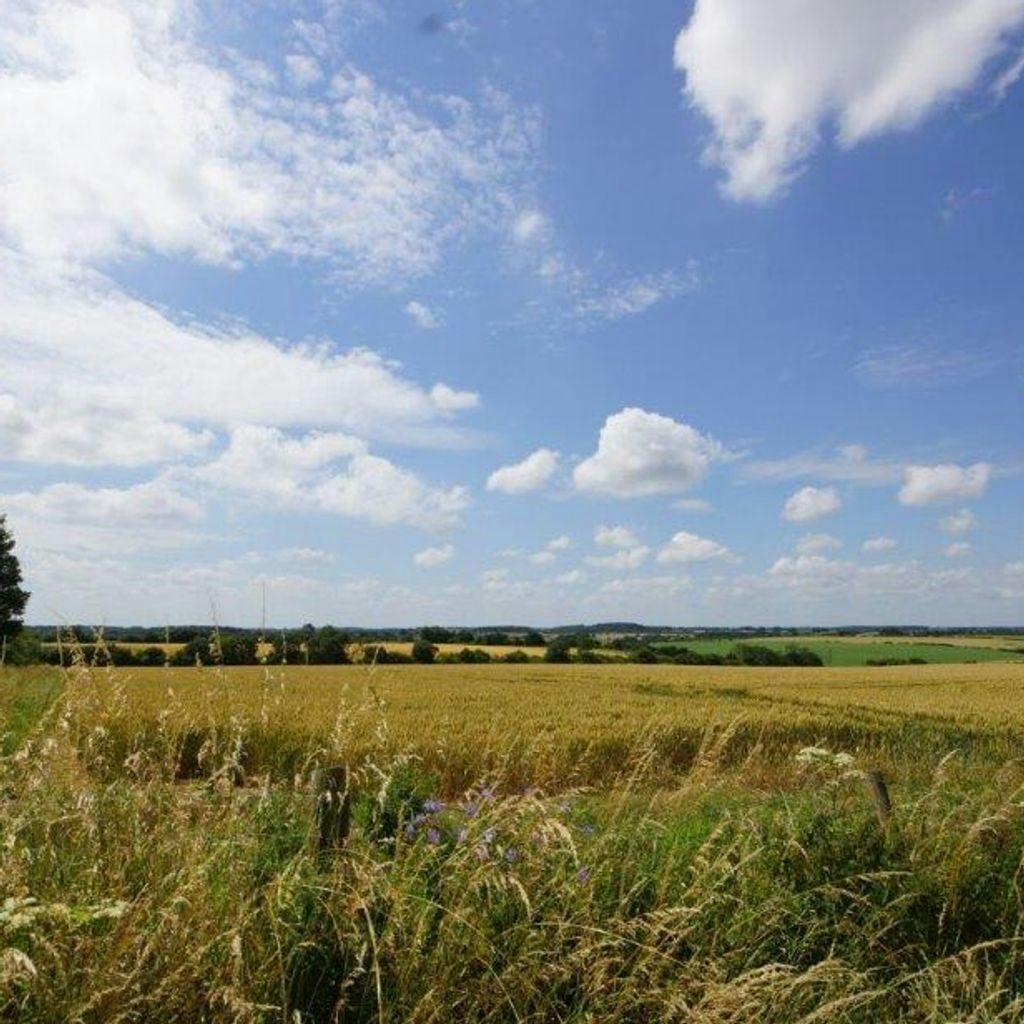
xmin=504 ymin=847 xmax=519 ymax=863
xmin=422 ymin=798 xmax=444 ymax=814
xmin=427 ymin=827 xmax=442 ymax=845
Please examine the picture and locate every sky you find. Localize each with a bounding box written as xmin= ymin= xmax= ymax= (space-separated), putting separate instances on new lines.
xmin=1 ymin=0 xmax=1022 ymax=628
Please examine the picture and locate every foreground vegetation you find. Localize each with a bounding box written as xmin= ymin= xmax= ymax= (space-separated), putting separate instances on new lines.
xmin=3 ymin=659 xmax=1024 ymax=1022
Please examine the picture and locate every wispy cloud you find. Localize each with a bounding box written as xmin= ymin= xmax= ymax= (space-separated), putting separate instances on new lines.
xmin=572 ymin=263 xmax=701 ymax=324
xmin=405 ymin=300 xmax=443 ymax=330
xmin=854 ymin=344 xmax=1003 ymax=389
xmin=742 ymin=445 xmax=901 ymax=486
xmin=0 ymin=0 xmax=538 ymax=282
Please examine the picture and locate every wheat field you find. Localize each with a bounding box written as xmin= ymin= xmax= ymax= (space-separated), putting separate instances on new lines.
xmin=3 ymin=660 xmax=1024 ymax=1022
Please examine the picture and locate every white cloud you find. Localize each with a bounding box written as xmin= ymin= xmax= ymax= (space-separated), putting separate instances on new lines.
xmin=673 ymin=497 xmax=713 ymax=512
xmin=574 ymin=408 xmax=724 ymax=498
xmin=195 ymin=425 xmax=366 ymax=501
xmin=0 ymin=255 xmax=481 ymax=464
xmin=656 ymin=530 xmax=734 ymax=564
xmin=585 ymin=546 xmax=650 ymax=570
xmin=313 ymin=455 xmax=468 ymax=531
xmin=277 ymin=546 xmax=334 ymax=564
xmin=572 ymin=264 xmax=701 ymax=323
xmin=584 ymin=575 xmax=692 ymax=617
xmin=530 ymin=534 xmax=571 ymax=563
xmin=944 ymin=542 xmax=972 ymax=558
xmin=196 ymin=425 xmax=467 ymax=531
xmin=2 ymin=479 xmax=201 ymax=527
xmin=1 ymin=478 xmax=204 ymax=553
xmin=863 ymin=536 xmax=898 ymax=553
xmin=0 ymin=0 xmax=536 ymax=278
xmin=749 ymin=555 xmax=993 ymax=617
xmin=898 ymin=462 xmax=993 ymax=505
xmin=796 ymin=533 xmax=842 ymax=555
xmin=675 ymin=0 xmax=1024 ymax=201
xmin=939 ymin=508 xmax=977 ymax=535
xmin=555 ymin=569 xmax=584 ymax=584
xmin=0 ymin=394 xmax=212 ymax=467
xmin=486 ymin=448 xmax=560 ymax=495
xmin=783 ymin=486 xmax=841 ymax=522
xmin=414 ymin=543 xmax=454 ymax=568
xmin=406 ymin=300 xmax=442 ymax=330
xmin=285 ymin=53 xmax=323 ymax=88
xmin=768 ymin=554 xmax=857 ymax=591
xmin=511 ymin=209 xmax=549 ymax=244
xmin=992 ymin=45 xmax=1024 ymax=100
xmin=742 ymin=444 xmax=901 ymax=486
xmin=855 ymin=344 xmax=1002 ymax=388
xmin=594 ymin=525 xmax=640 ymax=548
xmin=429 ymin=383 xmax=479 ymax=412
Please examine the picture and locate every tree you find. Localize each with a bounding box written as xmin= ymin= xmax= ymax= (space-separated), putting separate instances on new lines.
xmin=544 ymin=637 xmax=572 ymax=663
xmin=308 ymin=626 xmax=351 ymax=664
xmin=0 ymin=514 xmax=29 ymax=644
xmin=411 ymin=639 xmax=438 ymax=664
xmin=420 ymin=626 xmax=453 ymax=644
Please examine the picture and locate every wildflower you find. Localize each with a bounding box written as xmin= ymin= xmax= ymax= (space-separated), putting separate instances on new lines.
xmin=422 ymin=798 xmax=444 ymax=814
xmin=578 ymin=822 xmax=595 ymax=836
xmin=504 ymin=846 xmax=519 ymax=863
xmin=427 ymin=827 xmax=442 ymax=845
xmin=403 ymin=823 xmax=418 ymax=842
xmin=576 ymin=867 xmax=591 ymax=883
xmin=479 ymin=786 xmax=495 ymax=802
xmin=463 ymin=802 xmax=480 ymax=819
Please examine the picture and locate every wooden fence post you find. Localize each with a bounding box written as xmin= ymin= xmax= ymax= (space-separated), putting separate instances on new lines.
xmin=312 ymin=765 xmax=351 ymax=858
xmin=864 ymin=770 xmax=892 ymax=827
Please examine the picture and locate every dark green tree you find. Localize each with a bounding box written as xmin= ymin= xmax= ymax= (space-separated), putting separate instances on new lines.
xmin=308 ymin=626 xmax=351 ymax=664
xmin=0 ymin=514 xmax=29 ymax=644
xmin=411 ymin=639 xmax=438 ymax=664
xmin=543 ymin=637 xmax=572 ymax=663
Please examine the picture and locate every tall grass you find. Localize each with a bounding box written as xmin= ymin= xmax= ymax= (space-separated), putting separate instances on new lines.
xmin=2 ymin=660 xmax=1023 ymax=1022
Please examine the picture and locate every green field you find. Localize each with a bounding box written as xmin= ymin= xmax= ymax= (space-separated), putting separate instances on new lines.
xmin=654 ymin=635 xmax=1024 ymax=665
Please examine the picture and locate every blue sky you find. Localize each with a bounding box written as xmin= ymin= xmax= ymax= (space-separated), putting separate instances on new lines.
xmin=1 ymin=0 xmax=1022 ymax=627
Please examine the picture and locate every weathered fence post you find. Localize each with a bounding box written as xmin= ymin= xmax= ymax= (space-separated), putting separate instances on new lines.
xmin=312 ymin=764 xmax=351 ymax=859
xmin=864 ymin=770 xmax=892 ymax=827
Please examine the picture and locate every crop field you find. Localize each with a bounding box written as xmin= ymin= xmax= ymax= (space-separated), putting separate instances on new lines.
xmin=46 ymin=660 xmax=1024 ymax=791
xmin=377 ymin=641 xmax=552 ymax=659
xmin=3 ymin=659 xmax=1024 ymax=1022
